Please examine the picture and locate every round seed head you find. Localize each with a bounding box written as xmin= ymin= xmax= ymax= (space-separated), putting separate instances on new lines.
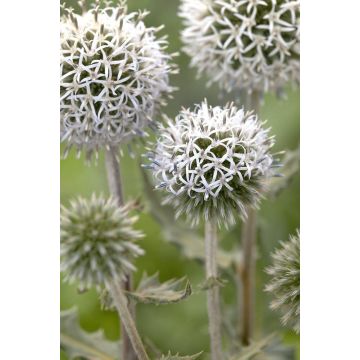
xmin=179 ymin=0 xmax=300 ymax=94
xmin=61 ymin=194 xmax=144 ymax=290
xmin=60 ymin=2 xmax=176 ymax=160
xmin=146 ymin=100 xmax=276 ymax=227
xmin=265 ymin=230 xmax=300 ymax=333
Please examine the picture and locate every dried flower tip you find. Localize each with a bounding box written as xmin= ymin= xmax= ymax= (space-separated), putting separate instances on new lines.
xmin=179 ymin=0 xmax=300 ymax=95
xmin=61 ymin=194 xmax=144 ymax=290
xmin=146 ymin=100 xmax=276 ymax=228
xmin=60 ymin=2 xmax=176 ymax=161
xmin=265 ymin=230 xmax=300 ymax=333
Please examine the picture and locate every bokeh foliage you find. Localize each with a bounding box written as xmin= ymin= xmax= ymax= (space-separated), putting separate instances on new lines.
xmin=60 ymin=0 xmax=299 ymax=358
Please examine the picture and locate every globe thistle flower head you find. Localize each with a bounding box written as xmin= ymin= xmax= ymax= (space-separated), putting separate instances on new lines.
xmin=265 ymin=230 xmax=300 ymax=333
xmin=60 ymin=1 xmax=177 ymax=161
xmin=146 ymin=100 xmax=276 ymax=227
xmin=61 ymin=194 xmax=144 ymax=290
xmin=179 ymin=0 xmax=300 ymax=95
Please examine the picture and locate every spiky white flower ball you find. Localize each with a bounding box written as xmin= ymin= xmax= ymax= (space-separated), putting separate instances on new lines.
xmin=60 ymin=2 xmax=176 ymax=160
xmin=146 ymin=100 xmax=276 ymax=227
xmin=179 ymin=0 xmax=300 ymax=94
xmin=265 ymin=230 xmax=300 ymax=333
xmin=61 ymin=194 xmax=144 ymax=290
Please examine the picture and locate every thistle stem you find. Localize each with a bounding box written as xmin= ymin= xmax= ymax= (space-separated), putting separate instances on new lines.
xmin=105 ymin=146 xmax=124 ymax=207
xmin=205 ymin=220 xmax=223 ymax=360
xmin=109 ymin=282 xmax=150 ymax=360
xmin=241 ymin=207 xmax=257 ymax=346
xmin=240 ymin=91 xmax=261 ymax=346
xmin=105 ymin=146 xmax=138 ymax=360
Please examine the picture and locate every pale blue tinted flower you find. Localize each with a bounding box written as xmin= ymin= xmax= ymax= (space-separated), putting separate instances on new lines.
xmin=179 ymin=0 xmax=300 ymax=94
xmin=146 ymin=100 xmax=276 ymax=227
xmin=61 ymin=3 xmax=176 ymax=160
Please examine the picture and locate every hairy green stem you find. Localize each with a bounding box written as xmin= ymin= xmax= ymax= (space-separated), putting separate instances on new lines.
xmin=235 ymin=263 xmax=243 ymax=340
xmin=105 ymin=146 xmax=124 ymax=207
xmin=241 ymin=207 xmax=257 ymax=346
xmin=205 ymin=220 xmax=223 ymax=360
xmin=109 ymin=282 xmax=149 ymax=360
xmin=105 ymin=146 xmax=137 ymax=360
xmin=240 ymin=91 xmax=261 ymax=346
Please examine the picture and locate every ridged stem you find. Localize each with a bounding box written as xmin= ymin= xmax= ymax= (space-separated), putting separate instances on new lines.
xmin=105 ymin=146 xmax=138 ymax=360
xmin=240 ymin=91 xmax=261 ymax=346
xmin=205 ymin=220 xmax=223 ymax=360
xmin=241 ymin=207 xmax=257 ymax=346
xmin=109 ymin=282 xmax=149 ymax=360
xmin=105 ymin=146 xmax=124 ymax=207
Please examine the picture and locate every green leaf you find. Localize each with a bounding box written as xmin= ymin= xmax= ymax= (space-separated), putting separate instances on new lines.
xmin=267 ymin=148 xmax=300 ymax=199
xmin=141 ymin=167 xmax=242 ymax=269
xmin=60 ymin=307 xmax=120 ymax=360
xmin=197 ymin=276 xmax=228 ymax=291
xmin=255 ymin=337 xmax=295 ymax=360
xmin=231 ymin=335 xmax=275 ymax=360
xmin=159 ymin=351 xmax=203 ymax=360
xmin=99 ymin=288 xmax=115 ymax=311
xmin=231 ymin=334 xmax=294 ymax=360
xmin=127 ymin=272 xmax=192 ymax=305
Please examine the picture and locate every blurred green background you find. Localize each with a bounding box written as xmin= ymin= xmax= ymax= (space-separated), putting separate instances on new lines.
xmin=60 ymin=0 xmax=300 ymax=358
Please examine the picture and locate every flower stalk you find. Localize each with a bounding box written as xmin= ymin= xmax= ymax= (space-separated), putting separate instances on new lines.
xmin=109 ymin=281 xmax=150 ymax=360
xmin=105 ymin=146 xmax=138 ymax=360
xmin=241 ymin=206 xmax=257 ymax=346
xmin=240 ymin=91 xmax=261 ymax=346
xmin=105 ymin=146 xmax=125 ymax=207
xmin=205 ymin=220 xmax=223 ymax=360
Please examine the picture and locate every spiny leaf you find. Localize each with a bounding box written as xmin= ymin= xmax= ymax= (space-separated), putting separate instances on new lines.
xmin=231 ymin=334 xmax=275 ymax=360
xmin=159 ymin=351 xmax=203 ymax=360
xmin=143 ymin=337 xmax=163 ymax=359
xmin=254 ymin=337 xmax=295 ymax=360
xmin=267 ymin=147 xmax=299 ymax=198
xmin=141 ymin=167 xmax=242 ymax=269
xmin=99 ymin=288 xmax=116 ymax=311
xmin=231 ymin=334 xmax=294 ymax=360
xmin=197 ymin=276 xmax=228 ymax=291
xmin=126 ymin=272 xmax=192 ymax=305
xmin=60 ymin=307 xmax=120 ymax=360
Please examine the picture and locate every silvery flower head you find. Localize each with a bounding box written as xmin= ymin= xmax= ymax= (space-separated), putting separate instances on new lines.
xmin=61 ymin=194 xmax=144 ymax=290
xmin=146 ymin=100 xmax=276 ymax=227
xmin=265 ymin=230 xmax=300 ymax=333
xmin=179 ymin=0 xmax=300 ymax=95
xmin=60 ymin=1 xmax=176 ymax=160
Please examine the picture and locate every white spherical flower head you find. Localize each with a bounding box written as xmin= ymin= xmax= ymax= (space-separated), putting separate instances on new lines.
xmin=266 ymin=230 xmax=300 ymax=333
xmin=61 ymin=2 xmax=176 ymax=160
xmin=179 ymin=0 xmax=300 ymax=94
xmin=61 ymin=194 xmax=144 ymax=290
xmin=147 ymin=101 xmax=276 ymax=227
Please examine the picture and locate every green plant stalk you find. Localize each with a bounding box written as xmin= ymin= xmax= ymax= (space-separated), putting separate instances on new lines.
xmin=240 ymin=91 xmax=261 ymax=346
xmin=235 ymin=262 xmax=243 ymax=341
xmin=105 ymin=146 xmax=137 ymax=360
xmin=241 ymin=206 xmax=257 ymax=346
xmin=109 ymin=281 xmax=150 ymax=360
xmin=205 ymin=220 xmax=223 ymax=360
xmin=105 ymin=146 xmax=125 ymax=207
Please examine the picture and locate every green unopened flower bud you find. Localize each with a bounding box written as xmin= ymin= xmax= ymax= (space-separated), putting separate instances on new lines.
xmin=265 ymin=230 xmax=300 ymax=333
xmin=61 ymin=194 xmax=144 ymax=290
